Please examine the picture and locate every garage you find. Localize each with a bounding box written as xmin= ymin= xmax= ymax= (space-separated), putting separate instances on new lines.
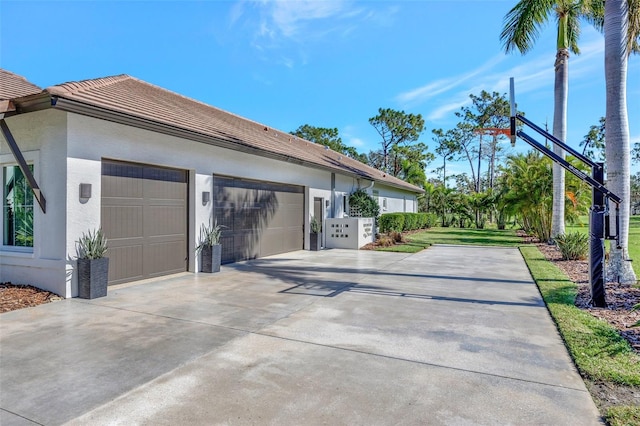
xmin=213 ymin=175 xmax=304 ymax=264
xmin=101 ymin=160 xmax=188 ymax=285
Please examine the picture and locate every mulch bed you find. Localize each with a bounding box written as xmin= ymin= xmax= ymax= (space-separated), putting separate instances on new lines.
xmin=0 ymin=283 xmax=62 ymax=313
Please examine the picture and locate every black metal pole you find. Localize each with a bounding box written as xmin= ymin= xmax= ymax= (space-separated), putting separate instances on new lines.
xmin=589 ymin=163 xmax=606 ymax=307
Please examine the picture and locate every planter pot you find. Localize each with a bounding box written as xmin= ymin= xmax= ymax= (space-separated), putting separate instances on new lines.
xmin=310 ymin=233 xmax=322 ymax=251
xmin=201 ymin=244 xmax=222 ymax=273
xmin=77 ymin=257 xmax=109 ymax=299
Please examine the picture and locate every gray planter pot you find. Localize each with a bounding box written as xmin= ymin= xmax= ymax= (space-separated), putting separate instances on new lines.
xmin=77 ymin=257 xmax=109 ymax=299
xmin=310 ymin=233 xmax=322 ymax=251
xmin=201 ymin=244 xmax=222 ymax=273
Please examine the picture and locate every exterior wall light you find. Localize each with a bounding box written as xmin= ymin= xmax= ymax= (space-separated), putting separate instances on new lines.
xmin=202 ymin=191 xmax=211 ymax=205
xmin=79 ymin=183 xmax=92 ymax=199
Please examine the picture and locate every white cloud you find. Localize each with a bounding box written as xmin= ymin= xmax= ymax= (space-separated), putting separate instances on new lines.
xmin=348 ymin=137 xmax=366 ymax=148
xmin=249 ymin=0 xmax=359 ymax=42
xmin=229 ymin=0 xmax=396 ymax=67
xmin=426 ymin=96 xmax=471 ymax=121
xmin=402 ymin=28 xmax=608 ymax=125
xmin=396 ymin=54 xmax=505 ymax=107
xmin=341 ymin=125 xmax=367 ymax=148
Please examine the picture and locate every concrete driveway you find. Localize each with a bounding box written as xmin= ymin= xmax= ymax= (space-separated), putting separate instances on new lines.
xmin=0 ymin=245 xmax=601 ymax=425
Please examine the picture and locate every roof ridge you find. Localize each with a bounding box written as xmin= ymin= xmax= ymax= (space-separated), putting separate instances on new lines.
xmin=46 ymin=74 xmax=130 ymax=96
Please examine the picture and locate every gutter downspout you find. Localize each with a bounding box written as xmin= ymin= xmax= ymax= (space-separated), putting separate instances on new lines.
xmin=361 ymin=180 xmax=375 ymax=192
xmin=0 ymin=119 xmax=47 ymax=213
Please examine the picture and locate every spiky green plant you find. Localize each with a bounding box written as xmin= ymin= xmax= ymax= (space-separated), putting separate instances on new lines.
xmin=196 ymin=220 xmax=225 ymax=252
xmin=555 ymin=231 xmax=589 ymax=260
xmin=76 ymin=228 xmax=108 ymax=259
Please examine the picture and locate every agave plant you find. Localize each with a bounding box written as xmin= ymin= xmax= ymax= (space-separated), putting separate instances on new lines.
xmin=76 ymin=228 xmax=108 ymax=259
xmin=196 ymin=220 xmax=225 ymax=252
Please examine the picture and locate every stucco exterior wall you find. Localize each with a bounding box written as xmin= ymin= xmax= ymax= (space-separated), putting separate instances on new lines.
xmin=2 ymin=109 xmax=421 ymax=297
xmin=374 ymin=185 xmax=417 ymax=214
xmin=0 ymin=109 xmax=69 ymax=296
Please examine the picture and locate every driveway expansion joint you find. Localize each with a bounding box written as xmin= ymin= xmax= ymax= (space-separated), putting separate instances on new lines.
xmin=253 ymin=331 xmax=591 ymax=394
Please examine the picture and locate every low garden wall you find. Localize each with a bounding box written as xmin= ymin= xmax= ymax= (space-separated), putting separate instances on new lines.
xmin=325 ymin=217 xmax=375 ymax=249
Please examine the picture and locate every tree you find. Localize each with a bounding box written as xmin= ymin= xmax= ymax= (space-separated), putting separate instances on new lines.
xmin=631 ymin=172 xmax=640 ymax=214
xmin=432 ymin=128 xmax=459 ymax=188
xmin=501 ymin=152 xmax=553 ymax=242
xmin=501 ymin=0 xmax=587 ymax=239
xmin=368 ymin=108 xmax=425 ymax=174
xmin=456 ymin=90 xmax=511 ymax=193
xmin=601 ymin=0 xmax=639 ymax=283
xmin=580 ymin=116 xmax=606 ymax=161
xmin=393 ymin=143 xmax=434 ymax=186
xmin=448 ymin=122 xmax=478 ymax=192
xmin=291 ymin=124 xmax=364 ymax=161
xmin=632 ymin=142 xmax=640 ymax=164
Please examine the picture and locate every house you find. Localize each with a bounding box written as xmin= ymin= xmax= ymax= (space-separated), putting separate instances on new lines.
xmin=0 ymin=69 xmax=424 ymax=298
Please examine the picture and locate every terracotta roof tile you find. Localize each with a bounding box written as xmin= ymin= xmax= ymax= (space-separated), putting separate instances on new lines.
xmin=45 ymin=74 xmax=422 ymax=193
xmin=0 ymin=69 xmax=43 ymax=112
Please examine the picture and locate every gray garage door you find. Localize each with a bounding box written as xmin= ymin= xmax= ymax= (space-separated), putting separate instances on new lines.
xmin=101 ymin=160 xmax=188 ymax=285
xmin=213 ymin=176 xmax=304 ymax=264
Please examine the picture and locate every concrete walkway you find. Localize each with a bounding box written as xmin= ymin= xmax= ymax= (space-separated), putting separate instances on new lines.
xmin=0 ymin=245 xmax=602 ymax=425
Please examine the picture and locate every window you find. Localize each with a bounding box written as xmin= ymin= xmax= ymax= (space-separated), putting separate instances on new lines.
xmin=3 ymin=165 xmax=34 ymax=247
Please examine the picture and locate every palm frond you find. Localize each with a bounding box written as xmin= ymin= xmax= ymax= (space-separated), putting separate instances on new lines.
xmin=501 ymin=0 xmax=557 ymax=54
xmin=566 ymin=6 xmax=583 ymax=53
xmin=628 ymin=0 xmax=640 ymax=54
xmin=582 ymin=0 xmax=605 ymax=31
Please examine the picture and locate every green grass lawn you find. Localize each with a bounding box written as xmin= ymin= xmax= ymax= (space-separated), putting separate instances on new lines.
xmin=566 ymin=215 xmax=640 ymax=278
xmin=376 ymin=227 xmax=522 ymax=253
xmin=520 ymin=246 xmax=640 ymax=424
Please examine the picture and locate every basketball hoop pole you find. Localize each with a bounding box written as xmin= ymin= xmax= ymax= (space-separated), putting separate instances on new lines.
xmin=508 ymin=77 xmax=621 ymax=307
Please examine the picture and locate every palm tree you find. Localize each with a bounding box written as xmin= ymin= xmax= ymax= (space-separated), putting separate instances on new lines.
xmin=501 ymin=1 xmax=587 ymax=240
xmin=503 ymin=152 xmax=554 ymax=242
xmin=601 ymin=0 xmax=639 ymax=284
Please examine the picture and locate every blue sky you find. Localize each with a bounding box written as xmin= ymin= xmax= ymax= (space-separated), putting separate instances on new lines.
xmin=2 ymin=0 xmax=638 ymax=176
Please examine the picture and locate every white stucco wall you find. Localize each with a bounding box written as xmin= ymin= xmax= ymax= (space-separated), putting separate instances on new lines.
xmin=373 ymin=185 xmax=417 ymax=214
xmin=0 ymin=110 xmax=69 ymax=296
xmin=2 ymin=109 xmax=421 ymax=297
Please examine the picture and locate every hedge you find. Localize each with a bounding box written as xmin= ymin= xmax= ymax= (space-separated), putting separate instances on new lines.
xmin=379 ymin=213 xmax=436 ymax=233
xmin=379 ymin=213 xmax=405 ymax=233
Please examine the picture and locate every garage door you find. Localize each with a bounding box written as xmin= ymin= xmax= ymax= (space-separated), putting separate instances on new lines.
xmin=213 ymin=176 xmax=304 ymax=264
xmin=101 ymin=160 xmax=188 ymax=285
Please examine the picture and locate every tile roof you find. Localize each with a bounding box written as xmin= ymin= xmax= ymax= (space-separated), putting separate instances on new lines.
xmin=10 ymin=71 xmax=423 ymax=193
xmin=0 ymin=69 xmax=43 ymax=113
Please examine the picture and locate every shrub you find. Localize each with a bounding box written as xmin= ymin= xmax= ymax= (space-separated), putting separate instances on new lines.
xmin=390 ymin=231 xmax=404 ymax=243
xmin=377 ymin=235 xmax=395 ymax=247
xmin=379 ymin=213 xmax=405 ymax=233
xmin=379 ymin=212 xmax=436 ymax=233
xmin=417 ymin=213 xmax=429 ymax=229
xmin=404 ymin=213 xmax=419 ymax=231
xmin=555 ymin=232 xmax=589 ymax=260
xmin=349 ymin=189 xmax=380 ymax=218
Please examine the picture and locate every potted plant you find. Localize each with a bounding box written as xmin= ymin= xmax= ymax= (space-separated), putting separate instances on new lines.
xmin=76 ymin=228 xmax=109 ymax=299
xmin=310 ymin=216 xmax=322 ymax=251
xmin=197 ymin=220 xmax=224 ymax=273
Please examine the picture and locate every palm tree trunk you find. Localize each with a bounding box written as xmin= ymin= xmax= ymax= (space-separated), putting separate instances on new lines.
xmin=551 ymin=48 xmax=568 ymax=240
xmin=604 ymin=0 xmax=637 ymax=284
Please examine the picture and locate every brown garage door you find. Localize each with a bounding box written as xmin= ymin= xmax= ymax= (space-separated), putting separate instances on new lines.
xmin=101 ymin=160 xmax=188 ymax=285
xmin=213 ymin=176 xmax=304 ymax=264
